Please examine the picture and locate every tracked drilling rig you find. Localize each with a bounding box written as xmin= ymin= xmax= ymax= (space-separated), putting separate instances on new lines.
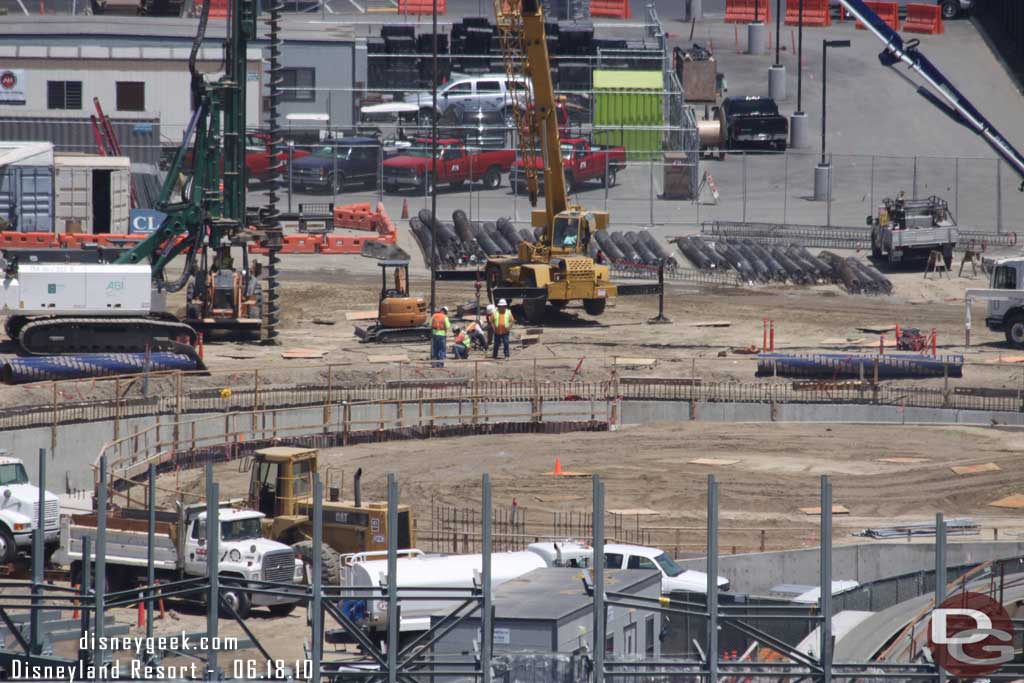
xmin=0 ymin=0 xmax=276 ymax=353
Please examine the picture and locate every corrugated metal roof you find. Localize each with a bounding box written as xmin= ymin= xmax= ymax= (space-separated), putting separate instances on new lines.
xmin=593 ymin=70 xmax=662 ymax=90
xmin=55 ymin=154 xmax=132 ymax=169
xmin=0 ymin=116 xmax=160 ymax=167
xmin=0 ymin=142 xmax=55 ymax=168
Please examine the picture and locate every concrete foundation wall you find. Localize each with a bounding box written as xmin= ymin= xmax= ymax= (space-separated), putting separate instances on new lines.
xmin=4 ymin=398 xmax=1024 ymax=491
xmin=676 ymin=541 xmax=1024 ymax=594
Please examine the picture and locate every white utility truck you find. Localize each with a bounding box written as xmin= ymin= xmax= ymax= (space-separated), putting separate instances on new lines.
xmin=603 ymin=543 xmax=730 ymax=593
xmin=966 ymin=258 xmax=1024 ymax=347
xmin=0 ymin=452 xmax=60 ymax=564
xmin=65 ymin=502 xmax=303 ymax=619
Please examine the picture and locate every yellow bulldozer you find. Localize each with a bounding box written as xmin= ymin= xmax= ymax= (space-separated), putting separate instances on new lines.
xmin=243 ymin=446 xmax=415 ymax=583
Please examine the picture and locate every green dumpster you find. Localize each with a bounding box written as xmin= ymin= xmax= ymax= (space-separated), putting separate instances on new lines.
xmin=592 ymin=70 xmax=664 ymax=161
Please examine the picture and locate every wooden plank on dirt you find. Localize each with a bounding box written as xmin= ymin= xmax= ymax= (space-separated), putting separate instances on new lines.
xmin=878 ymin=457 xmax=930 ymax=464
xmin=613 ymin=357 xmax=657 ymax=368
xmin=688 ymin=458 xmax=739 ymax=466
xmin=609 ymin=508 xmax=660 ymax=516
xmin=689 ymin=320 xmax=731 ymax=327
xmin=345 ymin=310 xmax=379 ymax=321
xmin=366 ymin=354 xmax=409 ymax=363
xmin=989 ymin=494 xmax=1024 ymax=509
xmin=983 ymin=356 xmax=1024 ymax=364
xmin=951 ymin=462 xmax=1001 ymax=475
xmin=281 ymin=348 xmax=328 ymax=359
xmin=799 ymin=505 xmax=850 ymax=515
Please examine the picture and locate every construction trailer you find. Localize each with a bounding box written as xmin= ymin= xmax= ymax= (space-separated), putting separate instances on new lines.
xmin=54 ymin=154 xmax=132 ymax=234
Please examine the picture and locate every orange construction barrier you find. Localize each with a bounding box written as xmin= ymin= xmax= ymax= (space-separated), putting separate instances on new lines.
xmin=846 ymin=1 xmax=899 ymax=30
xmin=280 ymin=234 xmax=319 ymax=254
xmin=784 ymin=0 xmax=831 ymax=26
xmin=903 ymin=2 xmax=943 ymax=33
xmin=398 ymin=0 xmax=444 ymax=14
xmin=589 ymin=0 xmax=631 ymax=19
xmin=0 ymin=231 xmax=59 ymax=248
xmin=725 ymin=0 xmax=770 ymax=24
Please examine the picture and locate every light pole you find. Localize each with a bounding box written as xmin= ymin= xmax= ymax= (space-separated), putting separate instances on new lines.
xmin=768 ymin=0 xmax=785 ymax=100
xmin=429 ymin=0 xmax=438 ymax=313
xmin=814 ymin=38 xmax=850 ymax=202
xmin=789 ymin=0 xmax=808 ymax=147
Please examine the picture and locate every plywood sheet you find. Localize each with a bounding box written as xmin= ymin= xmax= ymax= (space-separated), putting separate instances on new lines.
xmin=689 ymin=321 xmax=731 ymax=327
xmin=951 ymin=462 xmax=1001 ymax=475
xmin=281 ymin=348 xmax=328 ymax=359
xmin=984 ymin=356 xmax=1024 ymax=364
xmin=799 ymin=505 xmax=850 ymax=515
xmin=989 ymin=494 xmax=1024 ymax=509
xmin=879 ymin=457 xmax=930 ymax=464
xmin=688 ymin=458 xmax=739 ymax=466
xmin=609 ymin=508 xmax=660 ymax=516
xmin=366 ymin=354 xmax=409 ymax=363
xmin=345 ymin=310 xmax=379 ymax=321
xmin=613 ymin=357 xmax=657 ymax=367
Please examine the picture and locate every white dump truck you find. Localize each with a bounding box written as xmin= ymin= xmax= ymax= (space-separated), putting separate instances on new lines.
xmin=340 ymin=541 xmax=592 ymax=636
xmin=65 ymin=502 xmax=303 ymax=619
xmin=0 ymin=452 xmax=60 ymax=564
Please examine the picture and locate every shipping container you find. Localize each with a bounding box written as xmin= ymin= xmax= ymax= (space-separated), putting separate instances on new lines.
xmin=0 ymin=142 xmax=55 ymax=232
xmin=54 ymin=154 xmax=132 ymax=234
xmin=592 ymin=70 xmax=664 ymax=161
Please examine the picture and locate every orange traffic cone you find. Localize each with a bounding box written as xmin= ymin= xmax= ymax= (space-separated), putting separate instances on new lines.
xmin=72 ymin=584 xmax=79 ymax=619
xmin=553 ymin=458 xmax=563 ymax=475
xmin=401 ymin=199 xmax=409 ymax=219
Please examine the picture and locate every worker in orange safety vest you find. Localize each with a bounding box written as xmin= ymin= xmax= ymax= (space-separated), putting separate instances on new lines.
xmin=490 ymin=299 xmax=514 ymax=360
xmin=452 ymin=327 xmax=471 ymax=359
xmin=430 ymin=305 xmax=451 ymax=367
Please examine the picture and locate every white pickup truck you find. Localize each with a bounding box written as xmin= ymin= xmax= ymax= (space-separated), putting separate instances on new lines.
xmin=340 ymin=541 xmax=591 ymax=637
xmin=603 ymin=543 xmax=731 ymax=593
xmin=966 ymin=257 xmax=1024 ymax=347
xmin=0 ymin=453 xmax=60 ymax=564
xmin=65 ymin=503 xmax=303 ymax=619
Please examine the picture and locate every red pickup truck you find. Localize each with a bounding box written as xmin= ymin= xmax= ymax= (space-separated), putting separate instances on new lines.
xmin=181 ymin=132 xmax=310 ymax=183
xmin=382 ymin=138 xmax=516 ymax=194
xmin=513 ymin=137 xmax=626 ymax=193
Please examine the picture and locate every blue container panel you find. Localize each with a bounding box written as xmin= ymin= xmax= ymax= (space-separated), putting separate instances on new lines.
xmin=0 ymin=166 xmax=53 ymax=233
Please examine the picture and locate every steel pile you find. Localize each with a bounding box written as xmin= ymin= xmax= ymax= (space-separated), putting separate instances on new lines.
xmin=756 ymin=352 xmax=963 ymax=379
xmin=408 ymin=210 xmax=677 ymax=269
xmin=1 ymin=351 xmax=206 ymax=384
xmin=673 ymin=236 xmax=892 ymax=294
xmin=853 ymin=518 xmax=980 ymax=539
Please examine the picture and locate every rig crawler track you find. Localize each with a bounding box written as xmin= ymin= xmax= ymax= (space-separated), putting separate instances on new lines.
xmin=17 ymin=317 xmax=197 ymax=355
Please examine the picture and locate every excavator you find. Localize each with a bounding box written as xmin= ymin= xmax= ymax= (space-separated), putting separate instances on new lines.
xmin=436 ymin=0 xmax=659 ymax=324
xmin=0 ymin=0 xmax=273 ymax=354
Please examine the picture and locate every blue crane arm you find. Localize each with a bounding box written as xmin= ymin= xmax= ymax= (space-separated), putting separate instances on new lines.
xmin=837 ymin=0 xmax=1024 ymax=190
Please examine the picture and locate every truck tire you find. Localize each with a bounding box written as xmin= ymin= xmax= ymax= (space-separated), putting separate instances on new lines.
xmin=384 ymin=182 xmax=398 ymax=194
xmin=870 ymin=229 xmax=883 ymax=260
xmin=483 ymin=166 xmax=502 ymax=190
xmin=604 ymin=167 xmax=617 ymax=188
xmin=291 ymin=541 xmax=342 ymax=587
xmin=565 ymin=172 xmax=576 ymax=193
xmin=220 ymin=580 xmax=252 ymax=620
xmin=0 ymin=525 xmax=14 ymax=564
xmin=268 ymin=603 xmax=297 ymax=617
xmin=940 ymin=0 xmax=959 ymax=19
xmin=330 ymin=172 xmax=345 ymax=195
xmin=1005 ymin=315 xmax=1024 ymax=348
xmin=583 ymin=298 xmax=607 ymax=316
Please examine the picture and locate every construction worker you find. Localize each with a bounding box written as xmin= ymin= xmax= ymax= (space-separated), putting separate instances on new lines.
xmin=484 ymin=304 xmax=496 ymax=347
xmin=490 ymin=299 xmax=513 ymax=360
xmin=451 ymin=327 xmax=471 ymax=359
xmin=430 ymin=305 xmax=451 ymax=367
xmin=466 ymin=320 xmax=487 ymax=350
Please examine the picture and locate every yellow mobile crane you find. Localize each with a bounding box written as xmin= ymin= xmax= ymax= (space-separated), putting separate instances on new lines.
xmin=484 ymin=0 xmax=617 ymax=323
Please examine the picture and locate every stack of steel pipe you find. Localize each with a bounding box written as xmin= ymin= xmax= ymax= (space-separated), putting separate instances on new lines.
xmin=2 ymin=352 xmax=206 ymax=384
xmin=755 ymin=352 xmax=963 ymax=379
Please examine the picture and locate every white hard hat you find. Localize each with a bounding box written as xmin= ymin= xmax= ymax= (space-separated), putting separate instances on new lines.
xmin=486 ymin=304 xmax=495 ymax=313
xmin=440 ymin=306 xmax=449 ymax=313
xmin=497 ymin=299 xmax=508 ymax=306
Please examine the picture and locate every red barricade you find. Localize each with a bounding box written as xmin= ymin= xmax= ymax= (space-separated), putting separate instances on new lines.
xmin=0 ymin=231 xmax=59 ymax=248
xmin=281 ymin=234 xmax=319 ymax=254
xmin=845 ymin=1 xmax=899 ymax=30
xmin=784 ymin=0 xmax=830 ymax=26
xmin=903 ymin=2 xmax=943 ymax=33
xmin=725 ymin=0 xmax=771 ymax=24
xmin=398 ymin=0 xmax=444 ymax=14
xmin=589 ymin=0 xmax=631 ymax=19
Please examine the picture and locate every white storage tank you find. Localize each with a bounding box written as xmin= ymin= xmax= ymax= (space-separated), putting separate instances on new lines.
xmin=54 ymin=154 xmax=132 ymax=235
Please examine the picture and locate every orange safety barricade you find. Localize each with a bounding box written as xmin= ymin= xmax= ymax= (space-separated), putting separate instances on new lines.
xmin=281 ymin=234 xmax=319 ymax=254
xmin=784 ymin=0 xmax=831 ymax=26
xmin=725 ymin=0 xmax=770 ymax=24
xmin=847 ymin=1 xmax=899 ymax=30
xmin=589 ymin=0 xmax=631 ymax=19
xmin=0 ymin=231 xmax=59 ymax=248
xmin=398 ymin=0 xmax=445 ymax=14
xmin=320 ymin=235 xmax=365 ymax=255
xmin=903 ymin=2 xmax=943 ymax=33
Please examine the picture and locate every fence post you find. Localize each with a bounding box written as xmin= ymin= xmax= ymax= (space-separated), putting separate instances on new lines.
xmin=996 ymin=158 xmax=1003 ymax=234
xmin=826 ymin=152 xmax=833 ymax=227
xmin=51 ymin=381 xmax=58 ymax=455
xmin=114 ymin=377 xmax=121 ymax=441
xmin=953 ymin=156 xmax=959 ymax=222
xmin=742 ymin=151 xmax=747 ymax=223
xmin=174 ymin=371 xmax=182 ymax=454
xmin=912 ymin=155 xmax=918 ymax=199
xmin=783 ymin=151 xmax=789 ymax=223
xmin=649 ymin=157 xmax=655 ymax=225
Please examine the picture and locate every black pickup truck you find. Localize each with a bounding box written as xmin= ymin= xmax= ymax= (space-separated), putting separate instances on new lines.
xmin=718 ymin=96 xmax=789 ymax=152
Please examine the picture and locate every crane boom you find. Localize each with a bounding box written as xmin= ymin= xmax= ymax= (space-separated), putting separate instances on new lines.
xmin=838 ymin=0 xmax=1024 ymax=190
